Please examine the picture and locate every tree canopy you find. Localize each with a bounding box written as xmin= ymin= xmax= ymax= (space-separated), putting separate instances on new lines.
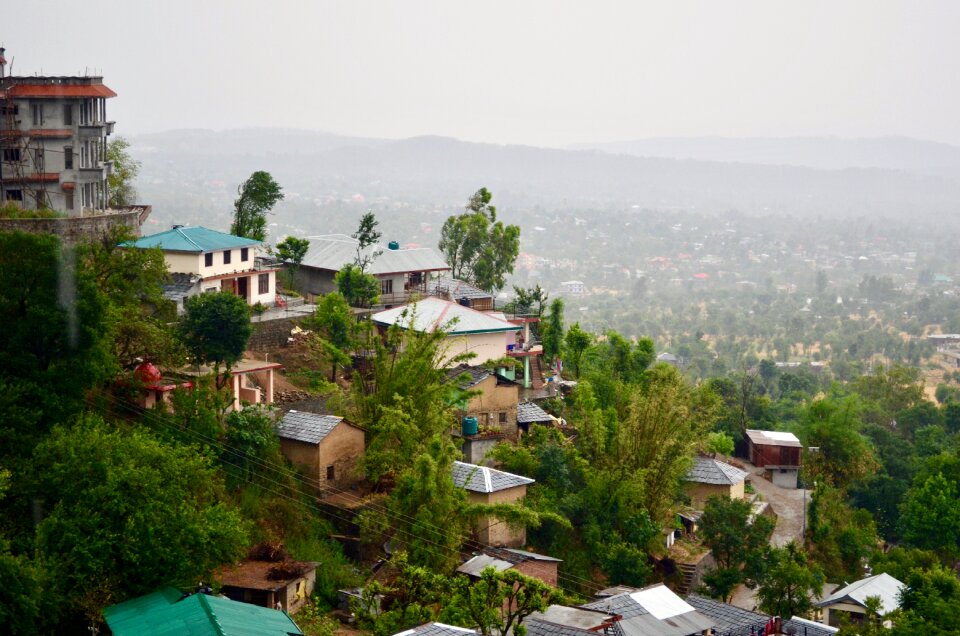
xmin=230 ymin=171 xmax=284 ymax=241
xmin=106 ymin=137 xmax=140 ymax=207
xmin=438 ymin=188 xmax=520 ymax=294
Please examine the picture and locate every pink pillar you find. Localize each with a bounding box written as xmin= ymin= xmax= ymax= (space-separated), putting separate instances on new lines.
xmin=266 ymin=369 xmax=274 ymax=404
xmin=232 ymin=374 xmax=241 ymax=411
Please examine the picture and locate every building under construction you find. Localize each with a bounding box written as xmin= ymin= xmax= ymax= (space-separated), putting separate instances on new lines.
xmin=0 ymin=47 xmax=116 ymax=214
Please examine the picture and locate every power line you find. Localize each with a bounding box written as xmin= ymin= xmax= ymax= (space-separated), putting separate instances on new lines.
xmin=96 ymin=390 xmax=604 ymax=594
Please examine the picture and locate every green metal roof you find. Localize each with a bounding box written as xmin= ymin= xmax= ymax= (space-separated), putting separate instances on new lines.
xmin=126 ymin=226 xmax=261 ymax=253
xmin=103 ymin=587 xmax=304 ymax=636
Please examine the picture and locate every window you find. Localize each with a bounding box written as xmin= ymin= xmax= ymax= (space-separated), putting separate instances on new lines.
xmin=204 ymin=253 xmax=213 ymax=267
xmin=65 ymin=193 xmax=74 ymax=211
xmin=31 ymin=103 xmax=43 ymax=126
xmin=326 ymin=466 xmax=335 ymax=481
xmin=2 ymin=148 xmax=20 ymax=162
xmin=63 ymin=104 xmax=73 ymax=126
xmin=223 ymin=250 xmax=232 ymax=265
xmin=381 ymin=279 xmax=393 ymax=295
xmin=259 ymin=273 xmax=270 ymax=295
xmin=34 ymin=148 xmax=44 ymax=168
xmin=64 ymin=146 xmax=73 ymax=170
xmin=0 ymin=105 xmax=17 ymax=116
xmin=5 ymin=189 xmax=23 ymax=202
xmin=499 ymin=412 xmax=507 ymax=425
xmin=241 ymin=247 xmax=249 ymax=262
xmin=205 ymin=287 xmax=218 ymax=293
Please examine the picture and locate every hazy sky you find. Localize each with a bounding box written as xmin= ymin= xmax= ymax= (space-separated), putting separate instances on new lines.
xmin=6 ymin=1 xmax=960 ymax=147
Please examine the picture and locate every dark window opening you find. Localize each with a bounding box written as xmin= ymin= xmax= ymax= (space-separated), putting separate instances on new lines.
xmin=241 ymin=247 xmax=249 ymax=262
xmin=65 ymin=193 xmax=74 ymax=210
xmin=499 ymin=412 xmax=507 ymax=424
xmin=5 ymin=189 xmax=23 ymax=201
xmin=223 ymin=250 xmax=232 ymax=265
xmin=326 ymin=466 xmax=335 ymax=480
xmin=381 ymin=279 xmax=393 ymax=295
xmin=63 ymin=104 xmax=73 ymax=126
xmin=31 ymin=103 xmax=43 ymax=126
xmin=2 ymin=148 xmax=21 ymax=162
xmin=258 ymin=273 xmax=269 ymax=295
xmin=64 ymin=147 xmax=73 ymax=170
xmin=204 ymin=252 xmax=213 ymax=267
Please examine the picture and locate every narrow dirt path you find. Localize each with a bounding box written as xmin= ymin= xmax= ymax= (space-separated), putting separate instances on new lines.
xmin=743 ymin=462 xmax=808 ymax=547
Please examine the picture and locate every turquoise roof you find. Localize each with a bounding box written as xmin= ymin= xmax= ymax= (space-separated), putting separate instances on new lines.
xmin=127 ymin=226 xmax=261 ymax=253
xmin=103 ymin=587 xmax=304 ymax=636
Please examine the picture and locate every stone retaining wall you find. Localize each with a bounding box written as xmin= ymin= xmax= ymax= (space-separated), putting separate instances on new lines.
xmin=249 ymin=316 xmax=302 ymax=351
xmin=0 ymin=206 xmax=150 ymax=244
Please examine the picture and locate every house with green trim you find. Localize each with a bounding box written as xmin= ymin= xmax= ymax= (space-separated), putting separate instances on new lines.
xmin=103 ymin=587 xmax=304 ymax=635
xmin=126 ymin=225 xmax=278 ymax=312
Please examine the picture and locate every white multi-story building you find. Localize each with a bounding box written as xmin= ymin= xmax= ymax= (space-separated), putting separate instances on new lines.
xmin=0 ymin=47 xmax=115 ymax=214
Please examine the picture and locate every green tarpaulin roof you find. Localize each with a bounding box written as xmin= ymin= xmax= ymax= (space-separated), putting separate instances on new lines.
xmin=103 ymin=587 xmax=304 ymax=636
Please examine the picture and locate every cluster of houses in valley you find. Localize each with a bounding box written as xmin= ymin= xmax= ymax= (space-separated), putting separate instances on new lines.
xmin=105 ymin=224 xmax=903 ymax=635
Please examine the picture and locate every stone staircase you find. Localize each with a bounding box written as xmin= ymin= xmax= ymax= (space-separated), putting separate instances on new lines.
xmin=676 ymin=562 xmax=698 ymax=596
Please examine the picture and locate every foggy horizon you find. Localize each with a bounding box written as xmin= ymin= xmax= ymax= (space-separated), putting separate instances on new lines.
xmin=6 ymin=1 xmax=960 ymax=148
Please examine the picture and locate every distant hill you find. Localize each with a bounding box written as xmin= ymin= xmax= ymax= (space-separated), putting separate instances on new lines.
xmin=570 ymin=136 xmax=960 ymax=179
xmin=131 ymin=129 xmax=960 ymax=224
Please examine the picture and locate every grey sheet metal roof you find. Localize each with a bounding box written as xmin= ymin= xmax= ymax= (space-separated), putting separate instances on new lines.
xmin=373 ymin=298 xmax=520 ymax=335
xmin=580 ymin=592 xmax=650 ymax=619
xmin=452 ymin=461 xmax=534 ymax=493
xmin=302 ymin=234 xmax=450 ymax=276
xmin=526 ymin=619 xmax=596 ymax=636
xmin=162 ymin=272 xmax=200 ymax=301
xmin=456 ymin=554 xmax=514 ymax=576
xmin=617 ymin=612 xmax=714 ymax=636
xmin=447 ymin=364 xmax=492 ymax=389
xmin=427 ymin=277 xmax=493 ymax=301
xmin=393 ymin=623 xmax=478 ymax=636
xmin=276 ymin=410 xmax=345 ymax=444
xmin=530 ymin=605 xmax=614 ymax=631
xmin=517 ymin=401 xmax=553 ymax=424
xmin=783 ymin=617 xmax=839 ymax=636
xmin=684 ymin=595 xmax=768 ymax=635
xmin=815 ymin=572 xmax=904 ymax=616
xmin=503 ymin=548 xmax=562 ymax=563
xmin=685 ymin=457 xmax=749 ymax=486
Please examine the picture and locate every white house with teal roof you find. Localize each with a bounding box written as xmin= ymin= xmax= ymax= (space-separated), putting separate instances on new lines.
xmin=127 ymin=225 xmax=278 ymax=310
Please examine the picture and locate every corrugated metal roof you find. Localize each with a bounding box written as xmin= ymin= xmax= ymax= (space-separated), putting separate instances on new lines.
xmin=447 ymin=364 xmax=492 ymax=389
xmin=456 ymin=554 xmax=515 ymax=576
xmin=394 ymin=623 xmax=478 ymax=636
xmin=127 ymin=226 xmax=260 ymax=253
xmin=745 ymin=429 xmax=802 ymax=447
xmin=503 ymin=547 xmax=562 ymax=562
xmin=276 ymin=411 xmax=346 ymax=445
xmin=302 ymin=235 xmax=450 ymax=275
xmin=452 ymin=460 xmax=534 ymax=493
xmin=530 ymin=605 xmax=612 ymax=630
xmin=373 ymin=298 xmax=520 ymax=335
xmin=684 ymin=457 xmax=748 ymax=486
xmin=427 ymin=277 xmax=493 ymax=301
xmin=103 ymin=587 xmax=304 ymax=636
xmin=685 ymin=595 xmax=768 ymax=634
xmin=618 ymin=612 xmax=714 ymax=636
xmin=816 ymin=573 xmax=904 ymax=616
xmin=517 ymin=401 xmax=552 ymax=424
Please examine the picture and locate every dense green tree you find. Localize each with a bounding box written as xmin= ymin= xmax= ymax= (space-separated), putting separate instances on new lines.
xmin=564 ymin=322 xmax=591 ymax=378
xmin=305 ymin=292 xmax=355 ymax=381
xmin=807 ymin=483 xmax=879 ymax=580
xmin=699 ymin=496 xmax=775 ymax=601
xmin=512 ymin=284 xmax=549 ymax=317
xmin=179 ymin=292 xmax=252 ymax=387
xmin=541 ymin=298 xmax=565 ymax=362
xmin=800 ymin=396 xmax=878 ymax=490
xmin=438 ymin=188 xmax=520 ymax=293
xmin=231 ymin=171 xmax=284 ymax=241
xmin=442 ymin=567 xmax=563 ymax=636
xmin=274 ymin=235 xmax=310 ymax=267
xmin=755 ymin=543 xmax=824 ymax=618
xmin=33 ymin=416 xmax=249 ymax=626
xmin=106 ymin=137 xmax=140 ymax=207
xmin=353 ymin=552 xmax=450 ymax=636
xmin=335 ymin=263 xmax=380 ymax=308
xmin=899 ymin=471 xmax=960 ymax=558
